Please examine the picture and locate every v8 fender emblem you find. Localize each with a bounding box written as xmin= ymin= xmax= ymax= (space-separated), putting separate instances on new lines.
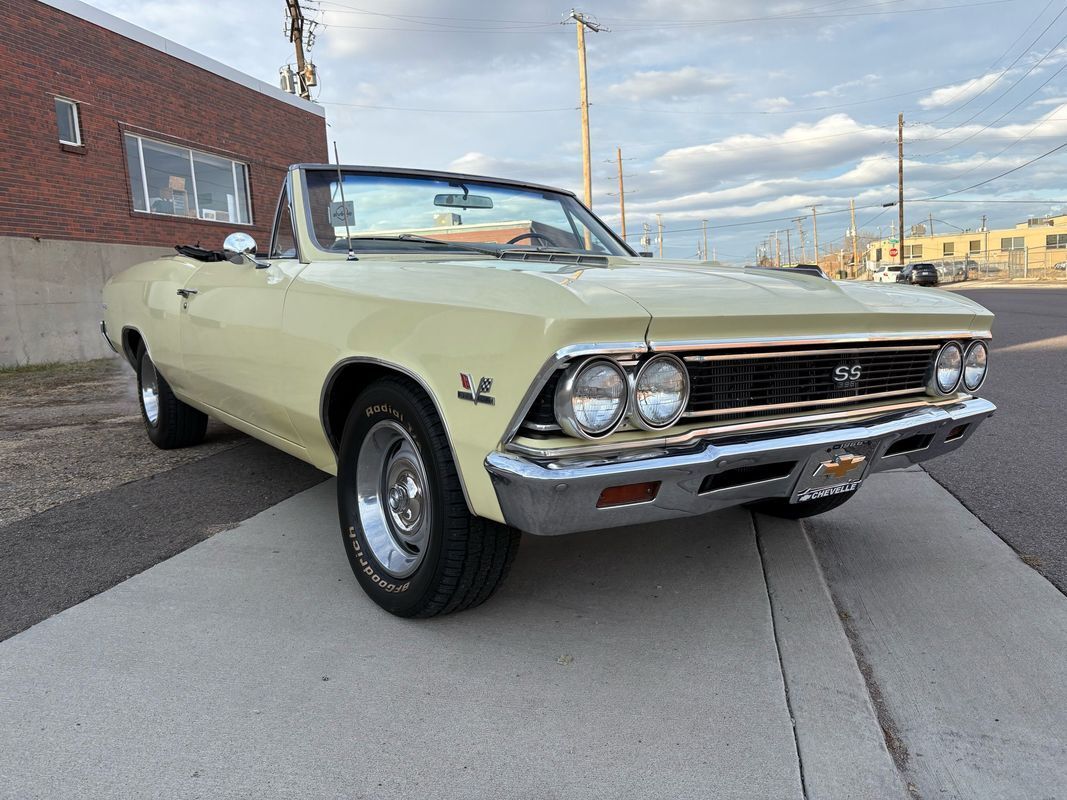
xmin=458 ymin=373 xmax=495 ymax=405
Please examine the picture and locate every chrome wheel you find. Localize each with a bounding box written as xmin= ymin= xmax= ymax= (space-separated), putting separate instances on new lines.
xmin=140 ymin=355 xmax=160 ymax=427
xmin=355 ymin=420 xmax=432 ymax=579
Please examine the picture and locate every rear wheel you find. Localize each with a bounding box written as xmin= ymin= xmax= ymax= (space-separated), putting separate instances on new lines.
xmin=337 ymin=376 xmax=520 ymax=617
xmin=748 ymin=492 xmax=855 ymax=520
xmin=136 ymin=344 xmax=207 ymax=449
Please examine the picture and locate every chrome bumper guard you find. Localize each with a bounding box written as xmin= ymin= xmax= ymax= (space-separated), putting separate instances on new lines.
xmin=485 ymin=397 xmax=995 ymax=535
xmin=100 ymin=320 xmax=119 ymax=354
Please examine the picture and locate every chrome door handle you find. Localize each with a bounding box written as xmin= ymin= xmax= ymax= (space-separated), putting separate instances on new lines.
xmin=176 ymin=288 xmax=199 ymax=298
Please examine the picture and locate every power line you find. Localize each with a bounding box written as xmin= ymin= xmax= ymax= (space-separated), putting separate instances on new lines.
xmin=917 ymin=0 xmax=1063 ymax=125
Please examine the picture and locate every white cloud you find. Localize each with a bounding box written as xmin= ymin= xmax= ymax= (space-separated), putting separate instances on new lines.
xmin=918 ymin=73 xmax=1000 ymax=110
xmin=606 ymin=67 xmax=733 ymax=102
xmin=756 ymin=96 xmax=793 ymax=111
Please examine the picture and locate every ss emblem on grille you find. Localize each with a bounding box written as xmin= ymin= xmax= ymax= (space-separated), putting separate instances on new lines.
xmin=833 ymin=364 xmax=863 ymax=382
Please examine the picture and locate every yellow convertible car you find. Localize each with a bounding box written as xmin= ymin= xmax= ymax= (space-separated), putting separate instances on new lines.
xmin=102 ymin=165 xmax=995 ymax=617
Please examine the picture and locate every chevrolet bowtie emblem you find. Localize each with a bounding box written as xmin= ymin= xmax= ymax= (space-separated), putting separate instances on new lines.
xmin=816 ymin=453 xmax=867 ymax=479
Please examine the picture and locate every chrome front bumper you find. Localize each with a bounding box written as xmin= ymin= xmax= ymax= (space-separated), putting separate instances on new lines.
xmin=485 ymin=397 xmax=995 ymax=535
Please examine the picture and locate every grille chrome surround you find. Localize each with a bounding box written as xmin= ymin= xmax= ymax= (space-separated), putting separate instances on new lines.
xmin=682 ymin=343 xmax=938 ymax=419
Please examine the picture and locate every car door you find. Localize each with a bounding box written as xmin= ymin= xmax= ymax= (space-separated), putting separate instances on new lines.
xmin=178 ymin=188 xmax=305 ymax=443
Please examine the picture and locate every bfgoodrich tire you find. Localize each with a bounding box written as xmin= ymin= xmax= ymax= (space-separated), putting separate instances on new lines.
xmin=336 ymin=376 xmax=520 ymax=617
xmin=748 ymin=492 xmax=855 ymax=520
xmin=136 ymin=344 xmax=208 ymax=449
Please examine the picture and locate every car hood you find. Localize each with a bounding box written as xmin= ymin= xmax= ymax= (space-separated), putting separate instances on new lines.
xmin=529 ymin=260 xmax=992 ymax=343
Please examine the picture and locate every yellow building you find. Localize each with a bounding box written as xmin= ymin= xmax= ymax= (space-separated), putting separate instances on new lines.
xmin=866 ymin=213 xmax=1067 ymax=276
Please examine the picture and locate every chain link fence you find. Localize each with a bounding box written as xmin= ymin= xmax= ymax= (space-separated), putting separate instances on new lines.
xmin=857 ymin=245 xmax=1067 ymax=283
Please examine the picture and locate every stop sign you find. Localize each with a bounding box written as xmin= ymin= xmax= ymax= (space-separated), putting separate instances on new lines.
xmin=889 ymin=247 xmax=899 ymax=257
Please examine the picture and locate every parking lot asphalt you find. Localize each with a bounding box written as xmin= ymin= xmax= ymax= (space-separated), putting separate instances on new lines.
xmin=0 ymin=481 xmax=908 ymax=800
xmin=920 ymin=286 xmax=1067 ymax=592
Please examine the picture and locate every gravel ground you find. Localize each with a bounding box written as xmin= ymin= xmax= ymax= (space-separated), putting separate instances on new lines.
xmin=0 ymin=356 xmax=245 ymax=527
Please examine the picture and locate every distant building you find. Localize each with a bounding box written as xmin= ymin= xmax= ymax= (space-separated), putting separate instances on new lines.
xmin=1 ymin=0 xmax=328 ymax=365
xmin=866 ymin=214 xmax=1067 ymax=272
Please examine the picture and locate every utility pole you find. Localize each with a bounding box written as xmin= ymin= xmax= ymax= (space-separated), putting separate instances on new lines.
xmin=615 ymin=146 xmax=627 ymax=239
xmin=849 ymin=198 xmax=859 ymax=278
xmin=809 ymin=205 xmax=821 ymax=267
xmin=702 ymin=219 xmax=709 ymax=263
xmin=786 ymin=228 xmax=793 ymax=266
xmin=898 ymin=112 xmax=905 ymax=265
xmin=656 ymin=213 xmax=664 ymax=258
xmin=982 ymin=214 xmax=988 ymax=265
xmin=285 ymin=0 xmax=311 ymax=100
xmin=928 ymin=213 xmax=934 ymax=237
xmin=568 ymin=10 xmax=603 ymax=210
xmin=773 ymin=230 xmax=781 ymax=267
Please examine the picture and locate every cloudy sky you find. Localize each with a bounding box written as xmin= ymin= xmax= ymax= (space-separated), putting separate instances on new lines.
xmin=87 ymin=0 xmax=1067 ymax=262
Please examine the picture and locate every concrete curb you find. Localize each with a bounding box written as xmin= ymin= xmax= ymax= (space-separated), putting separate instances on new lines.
xmin=754 ymin=513 xmax=908 ymax=800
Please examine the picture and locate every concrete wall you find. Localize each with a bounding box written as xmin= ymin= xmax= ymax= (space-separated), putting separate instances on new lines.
xmin=0 ymin=236 xmax=169 ymax=365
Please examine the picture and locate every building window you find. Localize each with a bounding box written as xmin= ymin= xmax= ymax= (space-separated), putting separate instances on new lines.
xmin=123 ymin=133 xmax=251 ymax=224
xmin=1046 ymin=233 xmax=1067 ymax=249
xmin=55 ymin=98 xmax=81 ymax=146
xmin=943 ymin=242 xmax=955 ymax=257
xmin=1000 ymin=236 xmax=1025 ymax=251
xmin=903 ymin=244 xmax=923 ymax=258
xmin=969 ymin=240 xmax=981 ymax=253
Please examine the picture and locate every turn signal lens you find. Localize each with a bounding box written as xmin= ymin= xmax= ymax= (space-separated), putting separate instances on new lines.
xmin=596 ymin=481 xmax=661 ymax=508
xmin=962 ymin=340 xmax=988 ymax=391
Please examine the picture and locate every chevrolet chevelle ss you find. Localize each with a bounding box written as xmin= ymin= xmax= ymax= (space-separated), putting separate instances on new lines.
xmin=102 ymin=165 xmax=994 ymax=617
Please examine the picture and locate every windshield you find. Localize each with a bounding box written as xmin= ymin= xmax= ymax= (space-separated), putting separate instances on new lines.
xmin=302 ymin=170 xmax=629 ymax=256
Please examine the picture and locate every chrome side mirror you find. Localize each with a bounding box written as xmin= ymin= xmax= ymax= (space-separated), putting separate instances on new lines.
xmin=223 ymin=232 xmax=269 ymax=268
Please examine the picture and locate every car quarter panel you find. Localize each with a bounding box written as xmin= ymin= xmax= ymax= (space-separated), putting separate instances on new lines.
xmin=279 ymin=259 xmax=653 ymax=522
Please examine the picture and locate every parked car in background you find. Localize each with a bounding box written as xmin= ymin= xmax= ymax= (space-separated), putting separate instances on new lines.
xmin=872 ymin=264 xmax=904 ymax=283
xmin=897 ymin=262 xmax=939 ymax=286
xmin=101 ymin=164 xmax=995 ymax=617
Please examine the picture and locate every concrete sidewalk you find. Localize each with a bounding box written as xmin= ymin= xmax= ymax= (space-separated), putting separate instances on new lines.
xmin=808 ymin=469 xmax=1067 ymax=799
xmin=0 ymin=481 xmax=900 ymax=800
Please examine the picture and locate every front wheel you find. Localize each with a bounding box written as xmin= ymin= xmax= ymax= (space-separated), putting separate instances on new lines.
xmin=337 ymin=376 xmax=520 ymax=617
xmin=748 ymin=491 xmax=855 ymax=520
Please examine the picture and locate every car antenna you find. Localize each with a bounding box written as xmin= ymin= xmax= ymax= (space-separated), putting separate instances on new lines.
xmin=333 ymin=141 xmax=357 ymax=261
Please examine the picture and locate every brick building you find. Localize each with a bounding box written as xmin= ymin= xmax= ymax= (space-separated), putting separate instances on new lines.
xmin=0 ymin=0 xmax=328 ymax=365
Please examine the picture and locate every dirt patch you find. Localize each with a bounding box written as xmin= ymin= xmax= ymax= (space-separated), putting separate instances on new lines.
xmin=0 ymin=357 xmax=245 ymax=527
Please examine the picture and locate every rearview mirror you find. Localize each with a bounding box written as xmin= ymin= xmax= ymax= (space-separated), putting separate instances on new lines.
xmin=434 ymin=193 xmax=493 ymax=210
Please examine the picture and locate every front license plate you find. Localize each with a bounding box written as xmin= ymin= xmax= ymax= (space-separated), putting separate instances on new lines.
xmin=790 ymin=439 xmax=877 ymax=504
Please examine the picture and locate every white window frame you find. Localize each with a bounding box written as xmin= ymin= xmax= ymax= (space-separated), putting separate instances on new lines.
xmin=55 ymin=97 xmax=81 ymax=146
xmin=124 ymin=132 xmax=253 ymax=225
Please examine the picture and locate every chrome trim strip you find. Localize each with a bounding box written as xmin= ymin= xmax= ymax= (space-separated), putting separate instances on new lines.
xmin=682 ymin=344 xmax=940 ymax=362
xmin=505 ymin=396 xmax=969 ymax=461
xmin=681 ymin=387 xmax=926 ymax=419
xmin=498 ymin=341 xmax=648 ymax=447
xmin=100 ymin=320 xmax=119 ymax=354
xmin=521 ymin=421 xmax=563 ymax=432
xmin=651 ymin=331 xmax=990 ymax=353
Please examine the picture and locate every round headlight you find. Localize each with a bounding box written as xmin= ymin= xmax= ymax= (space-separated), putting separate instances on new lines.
xmin=932 ymin=341 xmax=964 ymax=394
xmin=555 ymin=359 xmax=627 ymax=438
xmin=962 ymin=340 xmax=988 ymax=391
xmin=632 ymin=354 xmax=689 ymax=430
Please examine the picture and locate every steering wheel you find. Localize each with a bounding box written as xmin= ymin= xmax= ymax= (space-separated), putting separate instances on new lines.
xmin=506 ymin=232 xmax=554 ymax=246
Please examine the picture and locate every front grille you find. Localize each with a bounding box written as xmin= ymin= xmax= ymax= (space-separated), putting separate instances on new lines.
xmin=517 ymin=341 xmax=942 ymax=437
xmin=683 ymin=343 xmax=936 ymax=418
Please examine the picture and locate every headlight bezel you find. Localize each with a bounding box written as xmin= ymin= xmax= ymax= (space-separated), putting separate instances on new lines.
xmin=929 ymin=341 xmax=964 ymax=395
xmin=554 ymin=357 xmax=629 ymax=439
xmin=962 ymin=339 xmax=989 ymax=392
xmin=630 ymin=354 xmax=690 ymax=431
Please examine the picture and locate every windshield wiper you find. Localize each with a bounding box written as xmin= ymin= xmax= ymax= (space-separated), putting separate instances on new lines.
xmin=338 ymin=235 xmax=503 ymax=259
xmin=396 ymin=234 xmax=502 ymax=258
